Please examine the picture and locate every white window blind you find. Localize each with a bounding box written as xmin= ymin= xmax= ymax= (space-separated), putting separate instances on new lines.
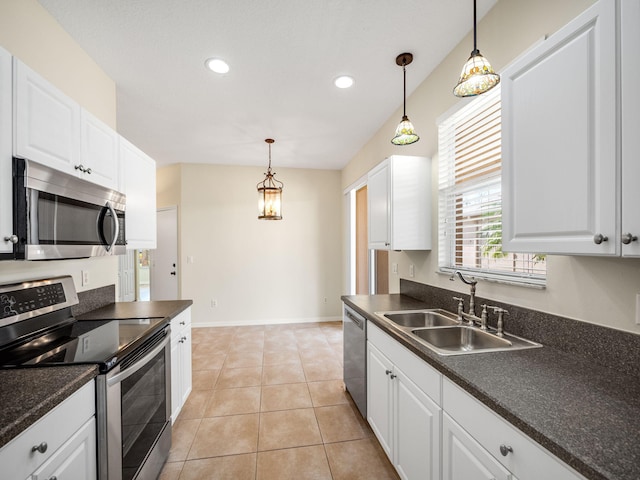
xmin=438 ymin=85 xmax=546 ymax=286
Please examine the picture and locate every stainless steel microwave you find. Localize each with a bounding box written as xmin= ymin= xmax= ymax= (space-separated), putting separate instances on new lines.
xmin=4 ymin=158 xmax=126 ymax=260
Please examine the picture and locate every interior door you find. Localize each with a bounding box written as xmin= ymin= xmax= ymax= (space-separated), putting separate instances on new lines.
xmin=150 ymin=206 xmax=178 ymax=300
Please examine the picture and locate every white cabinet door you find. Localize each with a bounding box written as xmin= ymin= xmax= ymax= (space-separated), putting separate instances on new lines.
xmin=13 ymin=58 xmax=81 ymax=173
xmin=501 ymin=0 xmax=617 ymax=255
xmin=390 ymin=156 xmax=431 ymax=251
xmin=170 ymin=308 xmax=192 ymax=423
xmin=367 ymin=341 xmax=393 ymax=457
xmin=442 ymin=413 xmax=512 ymax=480
xmin=81 ymin=109 xmax=119 ymax=190
xmin=368 ymin=160 xmax=390 ymax=250
xmin=31 ymin=418 xmax=97 ymax=480
xmin=120 ymin=137 xmax=157 ymax=249
xmin=394 ymin=368 xmax=440 ymax=480
xmin=0 ymin=46 xmax=13 ymax=254
xmin=620 ymin=0 xmax=640 ymax=257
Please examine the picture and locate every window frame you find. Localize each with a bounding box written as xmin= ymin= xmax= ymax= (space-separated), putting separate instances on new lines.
xmin=437 ymin=85 xmax=546 ymax=288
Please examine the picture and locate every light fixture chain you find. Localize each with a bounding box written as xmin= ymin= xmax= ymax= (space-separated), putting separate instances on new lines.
xmin=473 ymin=0 xmax=477 ymax=52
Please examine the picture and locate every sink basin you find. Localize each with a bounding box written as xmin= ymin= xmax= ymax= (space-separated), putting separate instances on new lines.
xmin=411 ymin=326 xmax=511 ymax=352
xmin=382 ymin=309 xmax=460 ymax=328
xmin=410 ymin=325 xmax=541 ymax=356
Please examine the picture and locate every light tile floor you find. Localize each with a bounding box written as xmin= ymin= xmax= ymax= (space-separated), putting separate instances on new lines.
xmin=159 ymin=321 xmax=399 ymax=480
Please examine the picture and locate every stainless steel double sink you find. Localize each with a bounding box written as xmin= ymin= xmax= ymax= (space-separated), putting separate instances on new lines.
xmin=375 ymin=309 xmax=541 ymax=356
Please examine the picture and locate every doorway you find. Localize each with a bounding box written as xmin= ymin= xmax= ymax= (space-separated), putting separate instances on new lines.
xmin=150 ymin=206 xmax=179 ymax=300
xmin=347 ymin=183 xmax=389 ymax=295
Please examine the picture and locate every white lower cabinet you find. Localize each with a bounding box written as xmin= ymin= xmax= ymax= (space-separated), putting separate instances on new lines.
xmin=442 ymin=413 xmax=512 ymax=480
xmin=443 ymin=378 xmax=585 ymax=480
xmin=367 ymin=322 xmax=441 ymax=480
xmin=365 ymin=323 xmax=587 ymax=480
xmin=0 ymin=380 xmax=96 ymax=480
xmin=171 ymin=308 xmax=193 ymax=422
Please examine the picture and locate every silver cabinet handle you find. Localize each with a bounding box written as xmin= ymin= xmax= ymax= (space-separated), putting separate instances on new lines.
xmin=49 ymin=477 xmax=58 ymax=480
xmin=390 ymin=373 xmax=397 ymax=379
xmin=180 ymin=321 xmax=186 ymax=325
xmin=593 ymin=233 xmax=608 ymax=244
xmin=3 ymin=235 xmax=18 ymax=244
xmin=622 ymin=233 xmax=638 ymax=245
xmin=499 ymin=444 xmax=513 ymax=456
xmin=74 ymin=164 xmax=85 ymax=171
xmin=31 ymin=442 xmax=48 ymax=454
xmin=385 ymin=370 xmax=392 ymax=376
xmin=85 ymin=168 xmax=92 ymax=174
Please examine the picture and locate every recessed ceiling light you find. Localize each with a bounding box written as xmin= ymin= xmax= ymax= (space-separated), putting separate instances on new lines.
xmin=334 ymin=75 xmax=354 ymax=89
xmin=205 ymin=58 xmax=230 ymax=74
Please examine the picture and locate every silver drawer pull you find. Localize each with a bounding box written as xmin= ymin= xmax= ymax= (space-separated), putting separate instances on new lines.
xmin=499 ymin=444 xmax=513 ymax=456
xmin=3 ymin=235 xmax=18 ymax=244
xmin=31 ymin=442 xmax=48 ymax=454
xmin=593 ymin=233 xmax=608 ymax=244
xmin=622 ymin=233 xmax=638 ymax=245
xmin=385 ymin=369 xmax=392 ymax=376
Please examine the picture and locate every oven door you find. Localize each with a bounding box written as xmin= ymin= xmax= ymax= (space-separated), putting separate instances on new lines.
xmin=98 ymin=326 xmax=171 ymax=480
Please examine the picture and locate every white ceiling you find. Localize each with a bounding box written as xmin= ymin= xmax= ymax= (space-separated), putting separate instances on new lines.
xmin=38 ymin=0 xmax=496 ymax=170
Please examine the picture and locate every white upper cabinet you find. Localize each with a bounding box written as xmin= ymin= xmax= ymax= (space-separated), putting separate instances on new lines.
xmin=620 ymin=0 xmax=640 ymax=257
xmin=120 ymin=137 xmax=157 ymax=249
xmin=368 ymin=155 xmax=431 ymax=251
xmin=14 ymin=58 xmax=81 ymax=173
xmin=80 ymin=109 xmax=119 ymax=190
xmin=501 ymin=0 xmax=617 ymax=255
xmin=0 ymin=47 xmax=13 ymax=254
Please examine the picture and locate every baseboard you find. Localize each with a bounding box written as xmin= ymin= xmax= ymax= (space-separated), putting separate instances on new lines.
xmin=192 ymin=316 xmax=342 ymax=328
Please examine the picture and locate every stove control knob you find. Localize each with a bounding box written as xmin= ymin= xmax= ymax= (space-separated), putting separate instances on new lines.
xmin=31 ymin=442 xmax=48 ymax=454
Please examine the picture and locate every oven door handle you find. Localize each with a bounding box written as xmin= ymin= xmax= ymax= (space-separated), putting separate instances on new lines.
xmin=107 ymin=329 xmax=170 ymax=386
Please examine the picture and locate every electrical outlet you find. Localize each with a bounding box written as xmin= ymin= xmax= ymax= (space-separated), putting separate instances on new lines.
xmin=409 ymin=264 xmax=415 ymax=278
xmin=392 ymin=263 xmax=398 ymax=274
xmin=82 ymin=337 xmax=90 ymax=353
xmin=211 ymin=299 xmax=218 ymax=308
xmin=187 ymin=256 xmax=194 ymax=264
xmin=323 ymin=297 xmax=327 ymax=304
xmin=81 ymin=270 xmax=90 ymax=286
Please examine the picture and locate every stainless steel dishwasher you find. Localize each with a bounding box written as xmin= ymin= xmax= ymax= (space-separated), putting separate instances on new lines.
xmin=343 ymin=304 xmax=366 ymax=418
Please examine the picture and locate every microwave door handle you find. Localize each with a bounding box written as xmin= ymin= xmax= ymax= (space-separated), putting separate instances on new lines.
xmin=101 ymin=201 xmax=119 ymax=252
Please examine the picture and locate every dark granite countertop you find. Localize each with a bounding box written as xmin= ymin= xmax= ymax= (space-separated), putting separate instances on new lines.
xmin=0 ymin=365 xmax=97 ymax=449
xmin=76 ymin=299 xmax=193 ymax=322
xmin=343 ymin=294 xmax=640 ymax=480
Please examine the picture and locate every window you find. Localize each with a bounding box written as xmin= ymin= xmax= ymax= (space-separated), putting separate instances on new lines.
xmin=438 ymin=85 xmax=546 ymax=286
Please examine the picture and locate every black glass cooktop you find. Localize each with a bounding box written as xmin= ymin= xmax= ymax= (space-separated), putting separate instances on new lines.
xmin=0 ymin=317 xmax=168 ymax=373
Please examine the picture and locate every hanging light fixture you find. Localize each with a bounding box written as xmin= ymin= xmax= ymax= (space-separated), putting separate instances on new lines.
xmin=453 ymin=0 xmax=500 ymax=97
xmin=391 ymin=52 xmax=419 ymax=146
xmin=257 ymin=139 xmax=283 ymax=220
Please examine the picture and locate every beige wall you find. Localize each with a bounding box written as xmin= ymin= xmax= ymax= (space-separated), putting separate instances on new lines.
xmin=0 ymin=0 xmax=118 ymax=292
xmin=158 ymin=164 xmax=343 ymax=326
xmin=342 ymin=0 xmax=640 ymax=334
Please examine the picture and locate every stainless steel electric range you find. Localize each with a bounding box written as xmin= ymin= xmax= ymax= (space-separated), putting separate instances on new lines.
xmin=0 ymin=276 xmax=172 ymax=480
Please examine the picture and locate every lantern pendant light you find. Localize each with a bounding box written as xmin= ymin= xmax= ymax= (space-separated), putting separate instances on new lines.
xmin=257 ymin=139 xmax=283 ymax=220
xmin=453 ymin=0 xmax=500 ymax=97
xmin=391 ymin=53 xmax=419 ymax=146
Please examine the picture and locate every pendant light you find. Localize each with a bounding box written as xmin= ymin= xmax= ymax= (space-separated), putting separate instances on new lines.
xmin=257 ymin=139 xmax=283 ymax=220
xmin=391 ymin=53 xmax=419 ymax=146
xmin=453 ymin=0 xmax=500 ymax=97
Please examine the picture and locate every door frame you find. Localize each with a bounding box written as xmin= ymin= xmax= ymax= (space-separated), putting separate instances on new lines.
xmin=151 ymin=205 xmax=179 ymax=300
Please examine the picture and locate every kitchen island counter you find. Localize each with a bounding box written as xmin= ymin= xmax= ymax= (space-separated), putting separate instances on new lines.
xmin=343 ymin=294 xmax=640 ymax=480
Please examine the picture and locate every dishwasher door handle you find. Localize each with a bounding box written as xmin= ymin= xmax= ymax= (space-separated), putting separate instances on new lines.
xmin=345 ymin=309 xmax=364 ymax=329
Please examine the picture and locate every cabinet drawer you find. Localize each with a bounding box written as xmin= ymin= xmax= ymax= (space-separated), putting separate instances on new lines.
xmin=0 ymin=380 xmax=95 ymax=480
xmin=171 ymin=309 xmax=191 ymax=333
xmin=368 ymin=322 xmax=441 ymax=404
xmin=443 ymin=378 xmax=585 ymax=480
